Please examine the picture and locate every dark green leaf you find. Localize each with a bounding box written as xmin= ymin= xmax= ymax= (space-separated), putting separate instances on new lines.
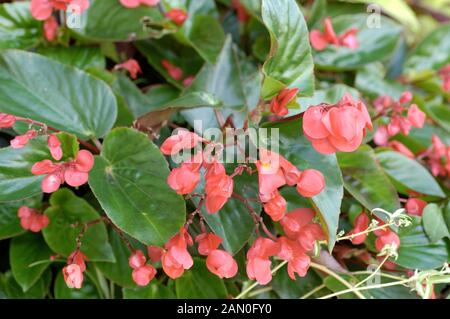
xmin=43 ymin=189 xmax=115 ymax=262
xmin=272 ymin=268 xmax=326 ymax=299
xmin=3 ymin=269 xmax=51 ymax=299
xmin=10 ymin=233 xmax=52 ymax=292
xmin=175 ymin=258 xmax=227 ymax=299
xmin=123 ymin=283 xmax=176 ymax=299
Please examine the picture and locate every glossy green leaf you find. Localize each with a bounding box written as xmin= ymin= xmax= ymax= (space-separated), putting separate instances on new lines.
xmin=0 ymin=50 xmax=117 ymax=140
xmin=10 ymin=233 xmax=52 ymax=292
xmin=70 ymin=0 xmax=168 ymax=41
xmin=397 ymin=218 xmax=449 ymax=270
xmin=37 ymin=46 xmax=106 ymax=70
xmin=422 ymin=103 xmax=450 ymax=133
xmin=337 ymin=145 xmax=400 ymax=213
xmin=89 ymin=128 xmax=186 ymax=246
xmin=405 ymin=23 xmax=450 ymax=74
xmin=42 ymin=189 xmax=115 ymax=262
xmin=313 ymin=14 xmax=402 ymax=71
xmin=422 ymin=204 xmax=449 ymax=243
xmin=181 ymin=36 xmax=258 ymax=133
xmin=175 ymin=258 xmax=227 ymax=299
xmin=376 ymin=151 xmax=445 ymax=198
xmin=263 ymin=120 xmax=344 ymax=250
xmin=3 ymin=269 xmax=51 ymax=299
xmin=0 ymin=195 xmax=41 ymax=239
xmin=54 ymin=270 xmax=99 ymax=299
xmin=123 ymin=284 xmax=176 ymax=299
xmin=0 ymin=136 xmax=50 ymax=202
xmin=0 ymin=1 xmax=41 ymax=49
xmin=355 ymin=65 xmax=405 ymax=99
xmin=261 ymin=0 xmax=314 ymax=97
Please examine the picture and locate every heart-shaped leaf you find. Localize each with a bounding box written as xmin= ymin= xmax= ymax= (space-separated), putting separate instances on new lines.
xmin=43 ymin=189 xmax=115 ymax=262
xmin=422 ymin=204 xmax=449 ymax=243
xmin=88 ymin=127 xmax=186 ymax=246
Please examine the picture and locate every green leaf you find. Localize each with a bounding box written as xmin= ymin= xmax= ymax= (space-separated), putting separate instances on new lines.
xmin=181 ymin=36 xmax=256 ymax=133
xmin=89 ymin=128 xmax=186 ymax=246
xmin=54 ymin=270 xmax=99 ymax=299
xmin=0 ymin=136 xmax=50 ymax=202
xmin=175 ymin=258 xmax=227 ymax=299
xmin=261 ymin=0 xmax=314 ymax=97
xmin=337 ymin=145 xmax=400 ymax=213
xmin=397 ymin=218 xmax=449 ymax=270
xmin=262 ymin=120 xmax=344 ymax=250
xmin=405 ymin=23 xmax=450 ymax=74
xmin=422 ymin=103 xmax=450 ymax=133
xmin=0 ymin=50 xmax=117 ymax=140
xmin=123 ymin=283 xmax=176 ymax=299
xmin=181 ymin=15 xmax=225 ymax=64
xmin=0 ymin=195 xmax=41 ymax=239
xmin=36 ymin=46 xmax=106 ymax=70
xmin=376 ymin=151 xmax=445 ymax=198
xmin=95 ymin=229 xmax=136 ymax=288
xmin=272 ymin=268 xmax=326 ymax=299
xmin=202 ymin=171 xmax=259 ymax=254
xmin=355 ymin=64 xmax=405 ymax=100
xmin=313 ymin=14 xmax=402 ymax=71
xmin=422 ymin=204 xmax=449 ymax=243
xmin=55 ymin=132 xmax=80 ymax=161
xmin=70 ymin=0 xmax=168 ymax=41
xmin=42 ymin=189 xmax=115 ymax=262
xmin=10 ymin=233 xmax=52 ymax=292
xmin=3 ymin=269 xmax=51 ymax=299
xmin=0 ymin=1 xmax=41 ymax=49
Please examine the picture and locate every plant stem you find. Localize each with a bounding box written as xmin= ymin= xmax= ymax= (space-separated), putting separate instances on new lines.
xmin=310 ymin=262 xmax=366 ymax=299
xmin=299 ymin=284 xmax=326 ymax=299
xmin=337 ymin=222 xmax=393 ymax=242
xmin=354 ymin=254 xmax=390 ymax=288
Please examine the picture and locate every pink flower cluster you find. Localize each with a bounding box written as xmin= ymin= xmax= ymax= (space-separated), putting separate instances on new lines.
xmin=310 ymin=17 xmax=359 ymax=51
xmin=10 ymin=130 xmax=38 ymax=149
xmin=373 ymin=91 xmax=426 ymax=146
xmin=0 ymin=113 xmax=16 ymax=128
xmin=405 ymin=197 xmax=427 ymax=216
xmin=128 ymin=250 xmax=157 ymax=286
xmin=246 ymin=208 xmax=325 ymax=285
xmin=269 ymin=88 xmax=299 ymax=117
xmin=257 ymin=149 xmax=325 ymax=221
xmin=32 ymin=144 xmax=94 ymax=193
xmin=165 ymin=9 xmax=188 ymax=26
xmin=347 ymin=212 xmax=400 ymax=252
xmin=17 ymin=206 xmax=49 ymax=233
xmin=63 ymin=251 xmax=86 ymax=289
xmin=303 ymin=93 xmax=372 ymax=154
